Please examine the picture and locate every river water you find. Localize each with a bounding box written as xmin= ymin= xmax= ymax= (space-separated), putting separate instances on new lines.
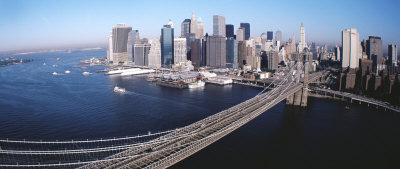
xmin=0 ymin=49 xmax=399 ymax=169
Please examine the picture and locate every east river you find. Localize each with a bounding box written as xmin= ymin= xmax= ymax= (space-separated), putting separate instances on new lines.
xmin=0 ymin=49 xmax=399 ymax=169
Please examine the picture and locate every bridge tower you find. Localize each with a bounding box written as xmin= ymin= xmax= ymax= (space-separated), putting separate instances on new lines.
xmin=286 ymin=52 xmax=311 ymax=107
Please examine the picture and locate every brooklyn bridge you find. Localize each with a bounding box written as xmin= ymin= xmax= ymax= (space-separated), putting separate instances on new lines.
xmin=0 ymin=57 xmax=327 ymax=168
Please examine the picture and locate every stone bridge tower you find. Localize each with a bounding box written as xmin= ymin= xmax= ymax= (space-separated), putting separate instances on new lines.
xmin=286 ymin=51 xmax=312 ymax=106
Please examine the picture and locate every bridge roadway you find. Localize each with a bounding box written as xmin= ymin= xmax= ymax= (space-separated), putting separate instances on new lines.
xmin=311 ymin=87 xmax=400 ymax=113
xmin=81 ymin=71 xmax=325 ymax=169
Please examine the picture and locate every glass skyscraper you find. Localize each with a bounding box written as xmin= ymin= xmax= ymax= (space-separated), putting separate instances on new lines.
xmin=240 ymin=23 xmax=250 ymax=40
xmin=161 ymin=25 xmax=174 ymax=67
xmin=225 ymin=24 xmax=234 ymax=38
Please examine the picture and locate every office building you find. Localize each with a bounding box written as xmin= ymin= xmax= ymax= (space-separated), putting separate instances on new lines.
xmin=236 ymin=27 xmax=245 ymax=41
xmin=298 ymin=23 xmax=307 ymax=52
xmin=134 ymin=43 xmax=151 ymax=66
xmin=240 ymin=23 xmax=250 ymax=40
xmin=388 ymin=44 xmax=398 ymax=67
xmin=190 ymin=13 xmax=198 ymax=37
xmin=226 ymin=24 xmax=234 ymax=38
xmin=181 ymin=19 xmax=191 ymax=37
xmin=341 ymin=28 xmax=360 ymax=69
xmin=161 ymin=21 xmax=174 ymax=67
xmin=213 ymin=15 xmax=226 ymax=37
xmin=174 ymin=38 xmax=187 ymax=64
xmin=267 ymin=31 xmax=273 ymax=41
xmin=366 ymin=36 xmax=383 ymax=68
xmin=191 ymin=39 xmax=202 ymax=68
xmin=197 ymin=17 xmax=206 ymax=38
xmin=108 ymin=24 xmax=133 ymax=65
xmin=275 ymin=31 xmax=282 ymax=45
xmin=238 ymin=41 xmax=247 ymax=66
xmin=148 ymin=38 xmax=161 ymax=68
xmin=226 ymin=38 xmax=238 ymax=68
xmin=206 ymin=36 xmax=226 ymax=67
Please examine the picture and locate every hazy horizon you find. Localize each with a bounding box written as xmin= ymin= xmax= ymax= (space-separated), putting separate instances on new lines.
xmin=1 ymin=0 xmax=399 ymax=53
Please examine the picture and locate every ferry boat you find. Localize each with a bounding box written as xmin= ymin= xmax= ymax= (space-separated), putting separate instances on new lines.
xmin=188 ymin=81 xmax=205 ymax=89
xmin=105 ymin=68 xmax=141 ymax=75
xmin=206 ymin=76 xmax=233 ymax=85
xmin=114 ymin=86 xmax=126 ymax=93
xmin=120 ymin=69 xmax=155 ymax=76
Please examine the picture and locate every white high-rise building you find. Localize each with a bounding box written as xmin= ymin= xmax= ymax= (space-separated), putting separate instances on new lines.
xmin=342 ymin=28 xmax=360 ymax=69
xmin=107 ymin=33 xmax=113 ymax=62
xmin=190 ymin=13 xmax=197 ymax=36
xmin=213 ymin=15 xmax=225 ymax=37
xmin=174 ymin=38 xmax=187 ymax=64
xmin=236 ymin=28 xmax=245 ymax=41
xmin=389 ymin=44 xmax=398 ymax=67
xmin=197 ymin=17 xmax=206 ymax=38
xmin=298 ymin=23 xmax=307 ymax=52
xmin=148 ymin=38 xmax=161 ymax=68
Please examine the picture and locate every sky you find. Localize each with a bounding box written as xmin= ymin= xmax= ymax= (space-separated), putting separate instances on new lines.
xmin=0 ymin=0 xmax=400 ymax=52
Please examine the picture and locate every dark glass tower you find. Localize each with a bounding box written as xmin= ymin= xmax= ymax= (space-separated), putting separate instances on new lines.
xmin=240 ymin=23 xmax=250 ymax=40
xmin=225 ymin=24 xmax=234 ymax=38
xmin=267 ymin=31 xmax=273 ymax=41
xmin=161 ymin=25 xmax=174 ymax=67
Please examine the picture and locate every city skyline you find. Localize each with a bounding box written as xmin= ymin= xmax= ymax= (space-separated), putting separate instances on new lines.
xmin=0 ymin=0 xmax=400 ymax=52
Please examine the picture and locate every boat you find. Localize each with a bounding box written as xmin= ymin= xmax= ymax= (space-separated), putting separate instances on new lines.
xmin=65 ymin=70 xmax=71 ymax=74
xmin=43 ymin=63 xmax=46 ymax=66
xmin=206 ymin=76 xmax=233 ymax=85
xmin=52 ymin=72 xmax=58 ymax=75
xmin=345 ymin=106 xmax=351 ymax=110
xmin=82 ymin=72 xmax=90 ymax=75
xmin=188 ymin=81 xmax=205 ymax=89
xmin=105 ymin=68 xmax=141 ymax=75
xmin=114 ymin=86 xmax=126 ymax=93
xmin=120 ymin=69 xmax=155 ymax=76
xmin=56 ymin=57 xmax=60 ymax=61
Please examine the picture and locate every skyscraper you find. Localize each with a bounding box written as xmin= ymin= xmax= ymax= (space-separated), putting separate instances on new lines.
xmin=174 ymin=38 xmax=187 ymax=64
xmin=190 ymin=13 xmax=198 ymax=37
xmin=148 ymin=38 xmax=161 ymax=68
xmin=181 ymin=19 xmax=191 ymax=37
xmin=267 ymin=31 xmax=273 ymax=41
xmin=226 ymin=38 xmax=238 ymax=68
xmin=342 ymin=28 xmax=360 ymax=69
xmin=225 ymin=24 xmax=234 ymax=38
xmin=108 ymin=24 xmax=133 ymax=65
xmin=298 ymin=23 xmax=307 ymax=52
xmin=161 ymin=21 xmax=174 ymax=67
xmin=191 ymin=39 xmax=202 ymax=68
xmin=206 ymin=36 xmax=226 ymax=67
xmin=213 ymin=15 xmax=226 ymax=37
xmin=240 ymin=23 xmax=250 ymax=40
xmin=134 ymin=43 xmax=151 ymax=66
xmin=197 ymin=17 xmax=206 ymax=38
xmin=236 ymin=27 xmax=245 ymax=41
xmin=275 ymin=30 xmax=282 ymax=46
xmin=366 ymin=36 xmax=383 ymax=69
xmin=388 ymin=44 xmax=398 ymax=67
xmin=238 ymin=41 xmax=247 ymax=66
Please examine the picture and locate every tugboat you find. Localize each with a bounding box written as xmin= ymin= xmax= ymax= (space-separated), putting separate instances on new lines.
xmin=114 ymin=86 xmax=126 ymax=93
